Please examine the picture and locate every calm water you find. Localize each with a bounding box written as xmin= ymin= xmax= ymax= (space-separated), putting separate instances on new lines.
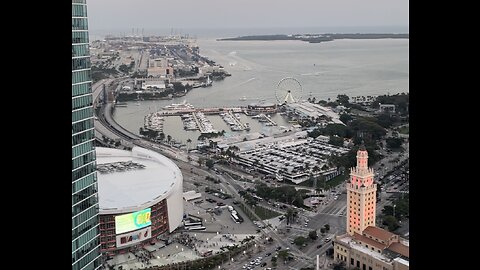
xmin=112 ymin=38 xmax=408 ymax=145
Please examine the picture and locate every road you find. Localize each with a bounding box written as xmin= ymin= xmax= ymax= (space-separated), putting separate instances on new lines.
xmin=91 ymin=78 xmax=409 ymax=269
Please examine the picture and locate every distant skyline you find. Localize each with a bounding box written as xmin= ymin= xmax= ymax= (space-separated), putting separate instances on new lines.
xmin=88 ymin=0 xmax=408 ymax=35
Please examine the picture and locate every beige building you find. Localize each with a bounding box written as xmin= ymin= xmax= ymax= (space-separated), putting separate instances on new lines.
xmin=147 ymin=58 xmax=173 ymax=78
xmin=334 ymin=147 xmax=409 ymax=270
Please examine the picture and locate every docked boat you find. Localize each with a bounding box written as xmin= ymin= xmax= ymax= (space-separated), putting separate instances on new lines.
xmin=164 ymin=100 xmax=195 ymax=110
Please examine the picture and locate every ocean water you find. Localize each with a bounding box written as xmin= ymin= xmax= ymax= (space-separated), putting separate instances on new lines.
xmin=110 ymin=35 xmax=408 ymax=145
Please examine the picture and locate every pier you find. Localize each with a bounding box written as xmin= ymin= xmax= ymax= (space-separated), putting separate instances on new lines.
xmin=253 ymin=114 xmax=277 ymax=126
xmin=192 ymin=112 xmax=216 ymax=133
xmin=264 ymin=115 xmax=277 ymax=126
xmin=144 ymin=102 xmax=281 ymax=134
xmin=226 ymin=110 xmax=246 ymax=130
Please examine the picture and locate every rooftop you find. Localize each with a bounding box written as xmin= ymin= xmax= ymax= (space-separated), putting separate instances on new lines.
xmin=336 ymin=234 xmax=392 ymax=263
xmin=96 ymin=147 xmax=182 ymax=214
xmin=387 ymin=242 xmax=409 ymax=258
xmin=363 ymin=226 xmax=396 ymax=242
xmin=353 ymin=233 xmax=387 ymax=250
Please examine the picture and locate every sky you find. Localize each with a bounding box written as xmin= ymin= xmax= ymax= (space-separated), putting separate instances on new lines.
xmin=87 ymin=0 xmax=408 ymax=34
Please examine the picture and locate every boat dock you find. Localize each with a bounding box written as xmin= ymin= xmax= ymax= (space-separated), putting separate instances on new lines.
xmin=192 ymin=112 xmax=216 ymax=133
xmin=226 ymin=110 xmax=246 ymax=130
xmin=144 ymin=112 xmax=164 ymax=132
xmin=252 ymin=114 xmax=277 ymax=126
xmin=265 ymin=115 xmax=277 ymax=126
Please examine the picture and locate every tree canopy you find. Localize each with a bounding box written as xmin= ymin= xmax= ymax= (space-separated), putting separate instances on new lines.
xmin=336 ymin=94 xmax=350 ymax=106
xmin=386 ymin=137 xmax=403 ymax=149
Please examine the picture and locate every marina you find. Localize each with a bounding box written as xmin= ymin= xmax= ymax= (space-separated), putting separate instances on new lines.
xmin=144 ymin=102 xmax=275 ymax=136
xmin=112 ymin=38 xmax=408 ymax=149
xmin=220 ymin=111 xmax=248 ymax=131
xmin=144 ymin=113 xmax=164 ymax=132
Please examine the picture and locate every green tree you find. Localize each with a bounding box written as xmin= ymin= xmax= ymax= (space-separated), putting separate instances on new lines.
xmin=277 ymin=250 xmax=290 ymax=261
xmin=350 ymin=118 xmax=386 ymax=140
xmin=271 ymin=256 xmax=277 ymax=267
xmin=336 ymin=94 xmax=350 ymax=105
xmin=172 ymin=82 xmax=186 ymax=93
xmin=320 ymin=228 xmax=326 ymax=234
xmin=167 ymin=135 xmax=172 ymax=144
xmin=206 ymin=159 xmax=215 ymax=170
xmin=307 ymin=128 xmax=322 ymax=138
xmin=382 ymin=205 xmax=395 ymax=216
xmin=329 ymin=136 xmax=344 ymax=147
xmin=324 ymin=123 xmax=351 ymax=138
xmin=286 ymin=207 xmax=296 ymax=225
xmin=118 ymin=64 xmax=130 ymax=73
xmin=386 ymin=137 xmax=403 ymax=149
xmin=382 ymin=215 xmax=400 ymax=231
xmin=324 ymin=224 xmax=330 ymax=232
xmin=294 ymin=236 xmax=308 ymax=246
xmin=318 ymin=100 xmax=328 ymax=105
xmin=308 ymin=230 xmax=318 ymax=240
xmin=371 ymin=93 xmax=409 ymax=115
xmin=376 ymin=113 xmax=397 ymax=128
xmin=158 ymin=132 xmax=165 ymax=142
xmin=340 ymin=113 xmax=353 ymax=124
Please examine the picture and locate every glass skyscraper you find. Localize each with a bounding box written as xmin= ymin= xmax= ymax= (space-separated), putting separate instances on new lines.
xmin=72 ymin=0 xmax=101 ymax=269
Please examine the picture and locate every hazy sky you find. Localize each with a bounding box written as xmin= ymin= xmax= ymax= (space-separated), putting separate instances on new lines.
xmin=87 ymin=0 xmax=409 ymax=31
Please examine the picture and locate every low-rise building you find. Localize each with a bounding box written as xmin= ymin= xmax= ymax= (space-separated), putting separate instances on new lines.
xmin=246 ymin=102 xmax=278 ymax=115
xmin=351 ymin=95 xmax=377 ymax=105
xmin=379 ymin=104 xmax=396 ymax=113
xmin=334 ymin=226 xmax=409 ymax=270
xmin=284 ymin=101 xmax=344 ymax=125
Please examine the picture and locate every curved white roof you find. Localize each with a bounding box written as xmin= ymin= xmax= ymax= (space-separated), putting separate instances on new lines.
xmin=96 ymin=147 xmax=183 ymax=214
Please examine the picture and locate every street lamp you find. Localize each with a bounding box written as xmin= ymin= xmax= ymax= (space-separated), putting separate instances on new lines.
xmin=393 ymin=204 xmax=396 ymax=218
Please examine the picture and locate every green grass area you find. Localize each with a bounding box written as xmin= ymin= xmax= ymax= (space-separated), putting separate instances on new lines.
xmin=397 ymin=125 xmax=409 ymax=134
xmin=237 ymin=203 xmax=259 ymax=222
xmin=326 ymin=171 xmax=349 ymax=188
xmin=254 ymin=206 xmax=282 ymax=220
xmin=298 ymin=171 xmax=349 ymax=190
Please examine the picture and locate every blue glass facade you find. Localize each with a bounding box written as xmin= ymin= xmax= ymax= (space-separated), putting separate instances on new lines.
xmin=72 ymin=0 xmax=101 ymax=269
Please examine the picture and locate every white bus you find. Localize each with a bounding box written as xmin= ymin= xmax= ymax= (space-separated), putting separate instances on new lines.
xmin=231 ymin=212 xmax=244 ymax=224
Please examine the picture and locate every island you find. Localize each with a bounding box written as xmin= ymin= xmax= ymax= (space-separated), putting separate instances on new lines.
xmin=218 ymin=33 xmax=409 ymax=43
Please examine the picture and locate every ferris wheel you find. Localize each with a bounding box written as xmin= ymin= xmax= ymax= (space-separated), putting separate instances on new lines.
xmin=275 ymin=77 xmax=302 ymax=104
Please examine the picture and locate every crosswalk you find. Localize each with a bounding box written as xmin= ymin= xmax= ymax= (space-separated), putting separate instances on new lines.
xmin=321 ymin=204 xmax=347 ymax=216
